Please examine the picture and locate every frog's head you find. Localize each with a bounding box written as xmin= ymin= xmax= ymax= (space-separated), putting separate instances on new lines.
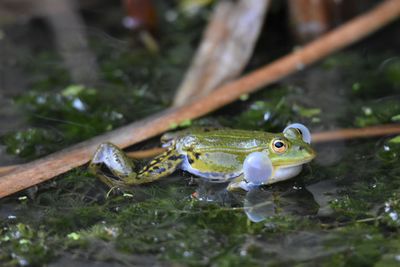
xmin=267 ymin=125 xmax=316 ymax=167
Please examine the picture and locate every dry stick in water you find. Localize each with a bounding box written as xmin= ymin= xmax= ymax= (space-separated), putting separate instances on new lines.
xmin=311 ymin=123 xmax=400 ymax=143
xmin=0 ymin=165 xmax=20 ymax=176
xmin=0 ymin=0 xmax=399 ymax=198
xmin=126 ymin=147 xmax=167 ymax=159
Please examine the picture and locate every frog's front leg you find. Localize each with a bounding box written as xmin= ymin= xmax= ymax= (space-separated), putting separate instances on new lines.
xmin=89 ymin=142 xmax=184 ymax=188
xmin=227 ymin=152 xmax=273 ymax=191
xmin=226 ymin=175 xmax=246 ymax=191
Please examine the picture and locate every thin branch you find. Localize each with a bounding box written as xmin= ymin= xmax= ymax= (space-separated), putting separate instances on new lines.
xmin=0 ymin=165 xmax=19 ymax=176
xmin=0 ymin=0 xmax=399 ymax=198
xmin=312 ymin=123 xmax=400 ymax=143
xmin=126 ymin=147 xmax=166 ymax=159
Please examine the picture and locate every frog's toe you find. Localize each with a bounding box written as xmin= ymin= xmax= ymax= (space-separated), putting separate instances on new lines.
xmin=283 ymin=123 xmax=312 ymax=144
xmin=243 ymin=151 xmax=273 ymax=185
xmin=228 ymin=180 xmax=259 ymax=191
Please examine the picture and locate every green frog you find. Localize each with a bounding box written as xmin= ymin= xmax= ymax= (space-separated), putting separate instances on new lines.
xmin=89 ymin=123 xmax=316 ymax=191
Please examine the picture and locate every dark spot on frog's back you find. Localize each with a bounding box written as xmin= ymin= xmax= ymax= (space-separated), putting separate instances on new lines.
xmin=150 ymin=159 xmax=160 ymax=165
xmin=188 ymin=157 xmax=194 ymax=164
xmin=194 ymin=152 xmax=201 ymax=159
xmin=168 ymin=155 xmax=181 ymax=161
xmin=140 ymin=166 xmax=148 ymax=172
xmin=157 ymin=168 xmax=166 ymax=173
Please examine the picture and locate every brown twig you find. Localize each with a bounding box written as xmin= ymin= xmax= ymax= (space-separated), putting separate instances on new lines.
xmin=312 ymin=123 xmax=400 ymax=143
xmin=0 ymin=165 xmax=19 ymax=176
xmin=0 ymin=150 xmax=166 ymax=179
xmin=126 ymin=147 xmax=166 ymax=159
xmin=0 ymin=0 xmax=399 ymax=198
xmin=0 ymin=148 xmax=168 ymax=175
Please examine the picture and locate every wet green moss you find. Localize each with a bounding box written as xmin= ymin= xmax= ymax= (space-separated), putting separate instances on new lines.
xmin=0 ymin=223 xmax=54 ymax=266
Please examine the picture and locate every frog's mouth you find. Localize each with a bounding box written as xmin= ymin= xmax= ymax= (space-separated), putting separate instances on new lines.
xmin=275 ymin=157 xmax=314 ymax=169
xmin=269 ymin=156 xmax=314 ymax=184
xmin=269 ymin=165 xmax=303 ymax=183
xmin=275 ymin=149 xmax=316 ymax=168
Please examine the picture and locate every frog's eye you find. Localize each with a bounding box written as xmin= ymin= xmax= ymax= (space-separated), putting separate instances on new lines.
xmin=272 ymin=139 xmax=287 ymax=153
xmin=283 ymin=123 xmax=311 ymax=144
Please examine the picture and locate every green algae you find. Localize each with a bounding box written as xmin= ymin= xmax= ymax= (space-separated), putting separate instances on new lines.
xmin=0 ymin=223 xmax=54 ymax=266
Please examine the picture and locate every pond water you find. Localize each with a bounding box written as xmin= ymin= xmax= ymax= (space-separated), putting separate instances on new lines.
xmin=0 ymin=1 xmax=400 ymax=266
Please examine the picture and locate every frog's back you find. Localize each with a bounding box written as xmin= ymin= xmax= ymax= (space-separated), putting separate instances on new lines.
xmin=181 ymin=128 xmax=273 ymax=150
xmin=175 ymin=128 xmax=275 ymax=182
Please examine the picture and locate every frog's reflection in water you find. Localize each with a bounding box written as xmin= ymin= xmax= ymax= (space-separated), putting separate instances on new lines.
xmin=193 ymin=180 xmax=319 ymax=222
xmin=191 ymin=179 xmax=237 ymax=203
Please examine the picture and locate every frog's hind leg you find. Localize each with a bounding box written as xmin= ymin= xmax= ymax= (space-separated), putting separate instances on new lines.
xmin=89 ymin=142 xmax=184 ymax=188
xmin=136 ymin=149 xmax=184 ymax=183
xmin=226 ymin=175 xmax=245 ymax=191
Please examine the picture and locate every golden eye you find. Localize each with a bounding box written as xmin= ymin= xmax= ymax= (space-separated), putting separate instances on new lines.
xmin=272 ymin=139 xmax=287 ymax=153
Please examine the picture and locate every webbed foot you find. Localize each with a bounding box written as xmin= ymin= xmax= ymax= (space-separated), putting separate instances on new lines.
xmin=89 ymin=142 xmax=138 ymax=188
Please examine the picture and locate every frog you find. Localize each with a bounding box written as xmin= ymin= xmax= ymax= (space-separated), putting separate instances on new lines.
xmin=89 ymin=123 xmax=316 ymax=191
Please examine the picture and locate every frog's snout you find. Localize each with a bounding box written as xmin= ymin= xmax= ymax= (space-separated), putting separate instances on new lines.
xmin=297 ymin=145 xmax=316 ymax=161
